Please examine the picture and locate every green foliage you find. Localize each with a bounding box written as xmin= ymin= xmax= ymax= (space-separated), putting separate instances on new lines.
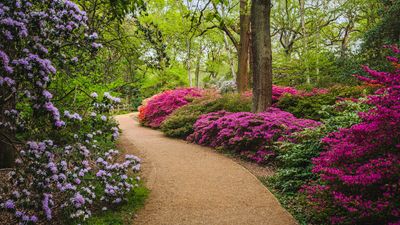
xmin=160 ymin=92 xmax=252 ymax=138
xmin=266 ymin=100 xmax=371 ymax=224
xmin=364 ymin=0 xmax=400 ymax=51
xmin=276 ymin=85 xmax=376 ymax=120
xmin=83 ymin=184 xmax=149 ymax=225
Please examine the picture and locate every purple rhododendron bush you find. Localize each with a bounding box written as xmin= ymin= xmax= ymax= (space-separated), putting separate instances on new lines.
xmin=304 ymin=48 xmax=400 ymax=225
xmin=187 ymin=108 xmax=321 ymax=163
xmin=138 ymin=88 xmax=203 ymax=128
xmin=0 ymin=1 xmax=141 ymax=223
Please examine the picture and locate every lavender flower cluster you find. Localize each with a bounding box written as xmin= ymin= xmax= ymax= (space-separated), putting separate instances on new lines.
xmin=0 ymin=1 xmax=140 ymax=223
xmin=0 ymin=94 xmax=141 ymax=223
xmin=0 ymin=0 xmax=101 ymax=129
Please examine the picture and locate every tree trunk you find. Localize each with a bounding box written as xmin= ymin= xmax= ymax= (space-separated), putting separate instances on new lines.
xmin=186 ymin=39 xmax=192 ymax=87
xmin=223 ymin=33 xmax=236 ymax=80
xmin=341 ymin=13 xmax=354 ymax=58
xmin=299 ymin=0 xmax=310 ymax=84
xmin=0 ymin=92 xmax=15 ymax=168
xmin=237 ymin=0 xmax=251 ymax=93
xmin=251 ymin=0 xmax=272 ymax=113
xmin=195 ymin=47 xmax=202 ymax=88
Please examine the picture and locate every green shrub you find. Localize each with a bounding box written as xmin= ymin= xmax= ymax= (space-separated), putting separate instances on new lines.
xmin=270 ymin=100 xmax=370 ymax=193
xmin=160 ymin=92 xmax=252 ymax=138
xmin=276 ymin=85 xmax=376 ymax=120
xmin=266 ymin=100 xmax=370 ymax=224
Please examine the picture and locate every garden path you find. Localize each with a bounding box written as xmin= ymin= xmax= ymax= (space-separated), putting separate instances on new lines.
xmin=116 ymin=113 xmax=297 ymax=225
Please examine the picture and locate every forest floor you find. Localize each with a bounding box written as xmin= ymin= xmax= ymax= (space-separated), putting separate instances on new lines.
xmin=116 ymin=113 xmax=297 ymax=225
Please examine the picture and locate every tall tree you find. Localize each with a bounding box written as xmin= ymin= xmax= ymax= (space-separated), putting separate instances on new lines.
xmin=251 ymin=0 xmax=273 ymax=112
xmin=237 ymin=0 xmax=251 ymax=92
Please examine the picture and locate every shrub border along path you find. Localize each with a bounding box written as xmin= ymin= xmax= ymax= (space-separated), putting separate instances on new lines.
xmin=116 ymin=113 xmax=297 ymax=225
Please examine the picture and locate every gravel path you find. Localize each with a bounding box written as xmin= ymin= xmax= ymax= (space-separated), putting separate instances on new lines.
xmin=116 ymin=113 xmax=297 ymax=225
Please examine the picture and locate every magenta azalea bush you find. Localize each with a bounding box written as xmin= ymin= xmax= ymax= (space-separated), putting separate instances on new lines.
xmin=272 ymin=85 xmax=299 ymax=102
xmin=187 ymin=108 xmax=321 ymax=163
xmin=305 ymin=48 xmax=400 ymax=225
xmin=139 ymin=88 xmax=203 ymax=128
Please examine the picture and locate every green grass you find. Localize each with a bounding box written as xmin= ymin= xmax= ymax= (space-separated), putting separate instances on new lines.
xmin=83 ymin=184 xmax=149 ymax=225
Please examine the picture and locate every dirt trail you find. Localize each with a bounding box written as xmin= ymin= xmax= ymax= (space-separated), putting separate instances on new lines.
xmin=116 ymin=113 xmax=297 ymax=225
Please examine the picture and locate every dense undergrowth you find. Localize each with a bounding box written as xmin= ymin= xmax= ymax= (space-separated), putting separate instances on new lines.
xmin=137 ymin=49 xmax=399 ymax=225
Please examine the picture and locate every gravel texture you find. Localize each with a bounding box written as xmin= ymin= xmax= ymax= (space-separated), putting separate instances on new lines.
xmin=116 ymin=113 xmax=297 ymax=225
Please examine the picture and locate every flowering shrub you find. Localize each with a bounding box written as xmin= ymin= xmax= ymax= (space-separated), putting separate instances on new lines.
xmin=161 ymin=92 xmax=252 ymax=138
xmin=0 ymin=1 xmax=141 ymax=223
xmin=187 ymin=108 xmax=320 ymax=163
xmin=268 ymin=99 xmax=370 ymax=194
xmin=218 ymin=80 xmax=237 ymax=93
xmin=138 ymin=88 xmax=203 ymax=128
xmin=272 ymin=85 xmax=299 ymax=102
xmin=305 ymin=49 xmax=400 ymax=225
xmin=0 ymin=93 xmax=141 ymax=224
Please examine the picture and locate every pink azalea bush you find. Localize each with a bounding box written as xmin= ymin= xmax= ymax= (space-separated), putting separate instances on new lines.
xmin=244 ymin=85 xmax=328 ymax=104
xmin=272 ymin=85 xmax=299 ymax=102
xmin=139 ymin=88 xmax=203 ymax=128
xmin=304 ymin=48 xmax=400 ymax=225
xmin=187 ymin=108 xmax=321 ymax=163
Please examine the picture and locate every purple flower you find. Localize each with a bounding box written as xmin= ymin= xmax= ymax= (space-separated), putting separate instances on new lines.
xmin=4 ymin=199 xmax=15 ymax=209
xmin=42 ymin=194 xmax=52 ymax=220
xmin=96 ymin=170 xmax=106 ymax=177
xmin=30 ymin=215 xmax=38 ymax=222
xmin=90 ymin=92 xmax=98 ymax=98
xmin=89 ymin=32 xmax=98 ymax=39
xmin=42 ymin=90 xmax=53 ymax=99
xmin=72 ymin=192 xmax=85 ymax=208
xmin=91 ymin=42 xmax=103 ymax=49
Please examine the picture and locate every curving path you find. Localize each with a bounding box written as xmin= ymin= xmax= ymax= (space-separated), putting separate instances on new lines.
xmin=116 ymin=113 xmax=297 ymax=225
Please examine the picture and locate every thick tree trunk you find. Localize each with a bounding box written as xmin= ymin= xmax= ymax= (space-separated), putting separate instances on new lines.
xmin=251 ymin=0 xmax=272 ymax=113
xmin=237 ymin=0 xmax=251 ymax=93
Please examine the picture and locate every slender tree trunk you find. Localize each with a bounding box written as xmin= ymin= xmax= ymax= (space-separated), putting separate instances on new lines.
xmin=223 ymin=33 xmax=236 ymax=80
xmin=195 ymin=47 xmax=202 ymax=88
xmin=299 ymin=0 xmax=310 ymax=84
xmin=186 ymin=39 xmax=192 ymax=87
xmin=237 ymin=0 xmax=251 ymax=93
xmin=179 ymin=0 xmax=192 ymax=87
xmin=341 ymin=13 xmax=354 ymax=58
xmin=249 ymin=25 xmax=253 ymax=87
xmin=0 ymin=93 xmax=15 ymax=168
xmin=251 ymin=0 xmax=272 ymax=113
